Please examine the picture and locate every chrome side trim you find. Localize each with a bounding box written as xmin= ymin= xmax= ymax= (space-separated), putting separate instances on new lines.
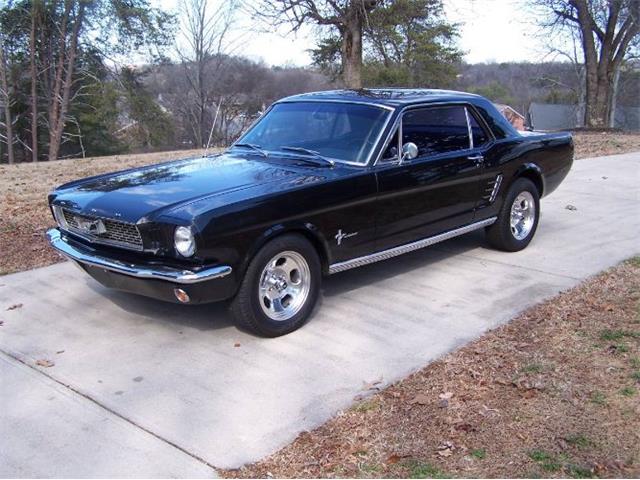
xmin=47 ymin=228 xmax=232 ymax=284
xmin=489 ymin=174 xmax=503 ymax=203
xmin=328 ymin=217 xmax=497 ymax=274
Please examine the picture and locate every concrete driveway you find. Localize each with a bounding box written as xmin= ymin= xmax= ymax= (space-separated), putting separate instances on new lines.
xmin=1 ymin=152 xmax=638 ymax=477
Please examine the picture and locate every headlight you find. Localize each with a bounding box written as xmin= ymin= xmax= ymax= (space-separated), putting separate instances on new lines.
xmin=174 ymin=226 xmax=196 ymax=257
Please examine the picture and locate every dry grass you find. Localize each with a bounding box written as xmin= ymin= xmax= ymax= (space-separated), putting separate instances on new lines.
xmin=573 ymin=132 xmax=640 ymax=159
xmin=224 ymin=259 xmax=640 ymax=479
xmin=0 ymin=149 xmax=204 ymax=275
xmin=0 ymin=131 xmax=639 ymax=276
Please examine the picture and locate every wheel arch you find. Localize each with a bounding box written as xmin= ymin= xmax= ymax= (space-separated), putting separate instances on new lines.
xmin=513 ymin=163 xmax=545 ymax=197
xmin=240 ymin=222 xmax=332 ymax=277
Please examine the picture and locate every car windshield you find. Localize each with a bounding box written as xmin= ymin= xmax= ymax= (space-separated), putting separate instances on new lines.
xmin=235 ymin=101 xmax=390 ymax=164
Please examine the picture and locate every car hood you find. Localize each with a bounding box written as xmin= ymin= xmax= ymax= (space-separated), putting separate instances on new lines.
xmin=51 ymin=153 xmax=331 ymax=224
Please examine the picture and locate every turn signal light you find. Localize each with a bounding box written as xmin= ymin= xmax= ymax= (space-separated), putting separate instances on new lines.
xmin=174 ymin=288 xmax=191 ymax=303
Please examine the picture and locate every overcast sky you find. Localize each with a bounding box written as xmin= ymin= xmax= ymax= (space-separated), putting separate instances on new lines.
xmin=160 ymin=0 xmax=550 ymax=66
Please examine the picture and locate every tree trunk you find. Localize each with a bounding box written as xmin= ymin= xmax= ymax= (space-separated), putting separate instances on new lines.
xmin=0 ymin=39 xmax=15 ymax=165
xmin=608 ymin=67 xmax=620 ymax=128
xmin=48 ymin=2 xmax=84 ymax=161
xmin=341 ymin=21 xmax=363 ymax=89
xmin=30 ymin=2 xmax=38 ymax=162
xmin=47 ymin=0 xmax=72 ymax=161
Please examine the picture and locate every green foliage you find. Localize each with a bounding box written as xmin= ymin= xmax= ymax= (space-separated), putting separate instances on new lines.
xmin=404 ymin=461 xmax=449 ymax=479
xmin=565 ymin=434 xmax=593 ymax=448
xmin=567 ymin=464 xmax=596 ymax=478
xmin=521 ymin=363 xmax=545 ymax=374
xmin=468 ymin=82 xmax=515 ymax=105
xmin=0 ymin=0 xmax=175 ymax=160
xmin=363 ymin=0 xmax=462 ymax=88
xmin=600 ymin=329 xmax=639 ymax=341
xmin=66 ymin=49 xmax=125 ymax=157
xmin=590 ymin=391 xmax=607 ymax=405
xmin=620 ymin=386 xmax=637 ymax=397
xmin=528 ymin=450 xmax=553 ymax=462
xmin=120 ymin=67 xmax=175 ymax=150
xmin=310 ymin=0 xmax=462 ymax=88
xmin=470 ymin=448 xmax=486 ymax=459
xmin=528 ymin=450 xmax=561 ymax=472
xmin=309 ymin=37 xmax=342 ymax=81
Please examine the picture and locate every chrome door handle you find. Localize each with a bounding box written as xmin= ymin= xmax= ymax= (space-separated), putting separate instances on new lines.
xmin=468 ymin=154 xmax=484 ymax=165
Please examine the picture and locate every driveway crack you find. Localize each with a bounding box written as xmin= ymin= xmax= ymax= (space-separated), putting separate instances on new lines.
xmin=0 ymin=348 xmax=218 ymax=474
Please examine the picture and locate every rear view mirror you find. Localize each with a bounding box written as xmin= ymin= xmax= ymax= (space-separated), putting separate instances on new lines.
xmin=401 ymin=142 xmax=418 ymax=162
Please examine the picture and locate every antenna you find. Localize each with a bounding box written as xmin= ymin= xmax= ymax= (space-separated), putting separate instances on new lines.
xmin=204 ymin=98 xmax=222 ymax=157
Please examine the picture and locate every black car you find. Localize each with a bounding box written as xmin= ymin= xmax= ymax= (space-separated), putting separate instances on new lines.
xmin=47 ymin=89 xmax=574 ymax=336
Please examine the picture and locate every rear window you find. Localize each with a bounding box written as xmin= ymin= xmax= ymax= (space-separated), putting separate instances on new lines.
xmin=402 ymin=106 xmax=471 ymax=157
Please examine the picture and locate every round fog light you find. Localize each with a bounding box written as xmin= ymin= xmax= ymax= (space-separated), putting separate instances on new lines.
xmin=174 ymin=288 xmax=191 ymax=303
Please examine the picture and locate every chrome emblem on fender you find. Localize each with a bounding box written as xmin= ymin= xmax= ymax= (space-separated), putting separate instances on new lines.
xmin=335 ymin=229 xmax=358 ymax=246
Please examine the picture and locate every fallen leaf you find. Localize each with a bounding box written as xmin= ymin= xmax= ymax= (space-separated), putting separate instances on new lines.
xmin=36 ymin=359 xmax=54 ymax=368
xmin=362 ymin=375 xmax=383 ymax=391
xmin=234 ymin=342 xmax=241 ymax=347
xmin=454 ymin=423 xmax=475 ymax=432
xmin=386 ymin=453 xmax=411 ymax=464
xmin=6 ymin=303 xmax=23 ymax=311
xmin=409 ymin=393 xmax=430 ymax=405
xmin=521 ymin=389 xmax=537 ymax=399
xmin=56 ymin=350 xmax=65 ymax=354
xmin=437 ymin=441 xmax=455 ymax=457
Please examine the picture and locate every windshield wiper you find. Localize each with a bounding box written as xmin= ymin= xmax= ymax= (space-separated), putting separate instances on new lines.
xmin=280 ymin=146 xmax=335 ymax=167
xmin=230 ymin=143 xmax=268 ymax=158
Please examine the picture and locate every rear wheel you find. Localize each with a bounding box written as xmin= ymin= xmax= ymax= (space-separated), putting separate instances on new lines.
xmin=486 ymin=177 xmax=540 ymax=252
xmin=230 ymin=234 xmax=321 ymax=337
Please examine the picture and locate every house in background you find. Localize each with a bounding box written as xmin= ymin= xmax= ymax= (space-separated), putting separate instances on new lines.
xmin=494 ymin=103 xmax=526 ymax=130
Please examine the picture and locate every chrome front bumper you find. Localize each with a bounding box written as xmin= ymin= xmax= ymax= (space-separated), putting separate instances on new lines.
xmin=46 ymin=228 xmax=232 ymax=285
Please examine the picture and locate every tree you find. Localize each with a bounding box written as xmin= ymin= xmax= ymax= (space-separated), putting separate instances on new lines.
xmin=120 ymin=67 xmax=174 ymax=150
xmin=0 ymin=0 xmax=175 ymax=162
xmin=176 ymin=0 xmax=238 ymax=148
xmin=29 ymin=0 xmax=38 ymax=161
xmin=306 ymin=0 xmax=462 ymax=88
xmin=0 ymin=30 xmax=16 ymax=164
xmin=362 ymin=0 xmax=462 ymax=87
xmin=534 ymin=0 xmax=640 ymax=127
xmin=255 ymin=0 xmax=377 ymax=88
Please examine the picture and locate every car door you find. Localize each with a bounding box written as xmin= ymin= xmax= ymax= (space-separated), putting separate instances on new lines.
xmin=374 ymin=104 xmax=485 ymax=251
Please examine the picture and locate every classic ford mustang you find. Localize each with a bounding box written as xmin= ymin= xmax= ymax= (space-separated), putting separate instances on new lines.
xmin=47 ymin=89 xmax=573 ymax=336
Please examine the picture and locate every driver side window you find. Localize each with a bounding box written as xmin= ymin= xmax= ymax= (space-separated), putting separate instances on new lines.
xmin=402 ymin=105 xmax=471 ymax=158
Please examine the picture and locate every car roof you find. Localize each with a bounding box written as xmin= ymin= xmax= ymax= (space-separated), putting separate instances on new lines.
xmin=277 ymin=88 xmax=482 ymax=109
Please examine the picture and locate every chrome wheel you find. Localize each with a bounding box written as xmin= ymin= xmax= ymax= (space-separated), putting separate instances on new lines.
xmin=258 ymin=251 xmax=311 ymax=321
xmin=510 ymin=191 xmax=536 ymax=240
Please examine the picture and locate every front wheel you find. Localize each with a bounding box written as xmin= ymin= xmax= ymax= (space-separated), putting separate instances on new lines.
xmin=230 ymin=234 xmax=321 ymax=337
xmin=486 ymin=177 xmax=540 ymax=252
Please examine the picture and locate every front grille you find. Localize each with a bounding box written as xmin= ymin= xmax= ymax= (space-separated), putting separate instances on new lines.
xmin=61 ymin=209 xmax=143 ymax=251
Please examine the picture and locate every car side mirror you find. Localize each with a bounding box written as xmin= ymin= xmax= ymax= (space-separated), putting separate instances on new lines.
xmin=401 ymin=142 xmax=418 ymax=162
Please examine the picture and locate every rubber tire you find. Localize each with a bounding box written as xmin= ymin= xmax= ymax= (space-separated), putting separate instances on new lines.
xmin=486 ymin=177 xmax=540 ymax=252
xmin=229 ymin=234 xmax=321 ymax=337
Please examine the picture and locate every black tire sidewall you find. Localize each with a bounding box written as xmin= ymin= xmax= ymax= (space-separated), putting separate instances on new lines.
xmin=233 ymin=234 xmax=321 ymax=337
xmin=490 ymin=178 xmax=540 ymax=251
